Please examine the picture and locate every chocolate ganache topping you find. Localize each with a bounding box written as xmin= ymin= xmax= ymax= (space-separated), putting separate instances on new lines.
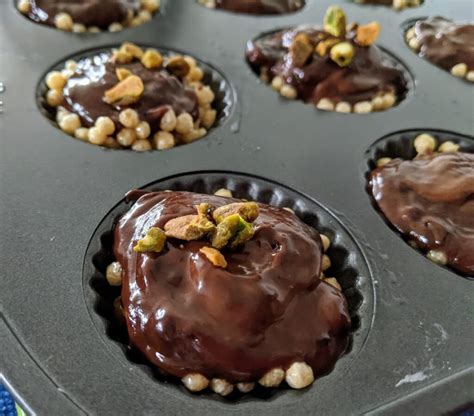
xmin=370 ymin=152 xmax=474 ymax=276
xmin=63 ymin=56 xmax=198 ymax=130
xmin=212 ymin=0 xmax=304 ymax=14
xmin=113 ymin=191 xmax=351 ymax=382
xmin=409 ymin=17 xmax=474 ymax=72
xmin=25 ymin=0 xmax=139 ymax=29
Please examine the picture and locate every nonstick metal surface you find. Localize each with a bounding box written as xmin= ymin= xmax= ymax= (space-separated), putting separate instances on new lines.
xmin=0 ymin=0 xmax=473 ymax=415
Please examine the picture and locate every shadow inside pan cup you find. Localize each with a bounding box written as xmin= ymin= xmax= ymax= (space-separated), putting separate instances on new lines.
xmin=82 ymin=172 xmax=374 ymax=401
xmin=36 ymin=44 xmax=235 ymax=151
xmin=196 ymin=0 xmax=306 ymax=15
xmin=365 ymin=129 xmax=474 ymax=279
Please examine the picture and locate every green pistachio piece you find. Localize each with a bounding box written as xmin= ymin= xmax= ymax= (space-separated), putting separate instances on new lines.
xmin=323 ymin=6 xmax=347 ymax=38
xmin=212 ymin=202 xmax=259 ymax=224
xmin=133 ymin=227 xmax=167 ymax=253
xmin=164 ymin=214 xmax=215 ymax=241
xmin=211 ymin=214 xmax=254 ymax=249
xmin=330 ymin=41 xmax=355 ymax=67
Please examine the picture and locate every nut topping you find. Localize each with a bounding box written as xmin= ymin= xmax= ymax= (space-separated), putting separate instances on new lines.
xmin=212 ymin=202 xmax=259 ymax=224
xmin=356 ymin=22 xmax=381 ymax=46
xmin=200 ymin=246 xmax=228 ymax=268
xmin=133 ymin=227 xmax=167 ymax=253
xmin=165 ymin=56 xmax=191 ymax=78
xmin=164 ymin=215 xmax=216 ymax=241
xmin=289 ymin=33 xmax=313 ymax=67
xmin=324 ymin=6 xmax=347 ymax=38
xmin=103 ymin=75 xmax=144 ymax=106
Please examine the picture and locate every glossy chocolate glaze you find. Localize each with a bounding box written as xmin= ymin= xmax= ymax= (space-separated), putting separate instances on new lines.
xmin=411 ymin=17 xmax=474 ymax=71
xmin=246 ymin=25 xmax=407 ymax=104
xmin=356 ymin=0 xmax=393 ymax=5
xmin=370 ymin=152 xmax=474 ymax=276
xmin=214 ymin=0 xmax=304 ymax=15
xmin=25 ymin=0 xmax=139 ymax=29
xmin=62 ymin=55 xmax=198 ymax=130
xmin=114 ymin=191 xmax=351 ymax=383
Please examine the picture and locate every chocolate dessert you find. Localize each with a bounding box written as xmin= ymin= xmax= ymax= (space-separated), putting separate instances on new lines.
xmin=198 ymin=0 xmax=304 ymax=15
xmin=246 ymin=6 xmax=408 ymax=113
xmin=406 ymin=17 xmax=474 ymax=82
xmin=106 ymin=190 xmax=351 ymax=395
xmin=369 ymin=134 xmax=474 ymax=276
xmin=43 ymin=43 xmax=218 ymax=151
xmin=354 ymin=0 xmax=421 ymax=10
xmin=17 ymin=0 xmax=159 ymax=32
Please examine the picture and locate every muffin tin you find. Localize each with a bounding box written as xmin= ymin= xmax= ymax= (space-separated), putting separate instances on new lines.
xmin=0 ymin=0 xmax=472 ymax=415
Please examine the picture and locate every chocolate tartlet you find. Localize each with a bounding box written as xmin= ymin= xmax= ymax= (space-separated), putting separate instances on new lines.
xmin=197 ymin=0 xmax=304 ymax=15
xmin=406 ymin=17 xmax=474 ymax=83
xmin=43 ymin=43 xmax=218 ymax=151
xmin=354 ymin=0 xmax=421 ymax=10
xmin=369 ymin=134 xmax=474 ymax=276
xmin=17 ymin=0 xmax=159 ymax=32
xmin=246 ymin=6 xmax=408 ymax=113
xmin=107 ymin=190 xmax=351 ymax=395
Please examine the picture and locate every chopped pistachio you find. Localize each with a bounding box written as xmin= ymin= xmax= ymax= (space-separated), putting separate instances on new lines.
xmin=103 ymin=75 xmax=144 ymax=105
xmin=116 ymin=67 xmax=132 ymax=81
xmin=315 ymin=38 xmax=339 ymax=57
xmin=141 ymin=49 xmax=163 ymax=69
xmin=133 ymin=227 xmax=167 ymax=253
xmin=211 ymin=214 xmax=253 ymax=249
xmin=330 ymin=42 xmax=355 ymax=67
xmin=324 ymin=6 xmax=347 ymax=38
xmin=165 ymin=215 xmax=215 ymax=241
xmin=356 ymin=22 xmax=381 ymax=46
xmin=200 ymin=246 xmax=227 ymax=268
xmin=196 ymin=202 xmax=212 ymax=216
xmin=290 ymin=33 xmax=313 ymax=67
xmin=120 ymin=42 xmax=144 ymax=59
xmin=212 ymin=202 xmax=259 ymax=224
xmin=165 ymin=56 xmax=191 ymax=78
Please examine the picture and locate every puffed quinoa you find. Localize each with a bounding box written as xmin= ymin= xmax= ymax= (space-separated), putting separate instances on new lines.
xmin=182 ymin=373 xmax=209 ymax=392
xmin=74 ymin=127 xmax=89 ymax=141
xmin=46 ymin=71 xmax=67 ymax=91
xmin=438 ymin=141 xmax=460 ymax=153
xmin=117 ymin=128 xmax=137 ymax=147
xmin=414 ymin=133 xmax=437 ymax=154
xmin=104 ymin=137 xmax=121 ymax=149
xmin=187 ymin=67 xmax=204 ymax=82
xmin=271 ymin=76 xmax=284 ymax=91
xmin=280 ymin=84 xmax=297 ymax=99
xmin=65 ymin=60 xmax=77 ymax=71
xmin=108 ymin=22 xmax=123 ymax=32
xmin=236 ymin=383 xmax=255 ymax=393
xmin=106 ymin=261 xmax=123 ymax=286
xmin=335 ymin=101 xmax=351 ymax=113
xmin=258 ymin=368 xmax=285 ymax=388
xmin=181 ymin=128 xmax=207 ymax=144
xmin=153 ymin=131 xmax=175 ymax=150
xmin=408 ymin=37 xmax=420 ymax=50
xmin=353 ymin=101 xmax=373 ymax=114
xmin=88 ymin=26 xmax=101 ymax=33
xmin=175 ymin=113 xmax=194 ymax=135
xmin=317 ymin=98 xmax=335 ymax=111
xmin=324 ymin=277 xmax=342 ymax=291
xmin=196 ymin=86 xmax=215 ymax=106
xmin=467 ymin=71 xmax=474 ymax=82
xmin=72 ymin=23 xmax=87 ymax=33
xmin=17 ymin=0 xmax=30 ymax=13
xmin=201 ymin=109 xmax=217 ymax=129
xmin=88 ymin=127 xmax=107 ymax=145
xmin=95 ymin=116 xmax=115 ymax=136
xmin=427 ymin=250 xmax=448 ymax=265
xmin=210 ymin=379 xmax=233 ymax=396
xmin=320 ymin=234 xmax=331 ymax=252
xmin=46 ymin=89 xmax=63 ymax=107
xmin=132 ymin=139 xmax=152 ymax=152
xmin=371 ymin=96 xmax=385 ymax=111
xmin=160 ymin=109 xmax=177 ymax=132
xmin=136 ymin=121 xmax=151 ymax=139
xmin=285 ymin=362 xmax=314 ymax=389
xmin=322 ymin=254 xmax=331 ymax=271
xmin=141 ymin=0 xmax=160 ymax=13
xmin=119 ymin=108 xmax=140 ymax=128
xmin=59 ymin=113 xmax=81 ymax=134
xmin=141 ymin=49 xmax=163 ymax=69
xmin=451 ymin=63 xmax=468 ymax=78
xmin=54 ymin=12 xmax=73 ymax=31
xmin=382 ymin=92 xmax=396 ymax=109
xmin=138 ymin=9 xmax=152 ymax=21
xmin=376 ymin=157 xmax=392 ymax=167
xmin=214 ymin=188 xmax=233 ymax=198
